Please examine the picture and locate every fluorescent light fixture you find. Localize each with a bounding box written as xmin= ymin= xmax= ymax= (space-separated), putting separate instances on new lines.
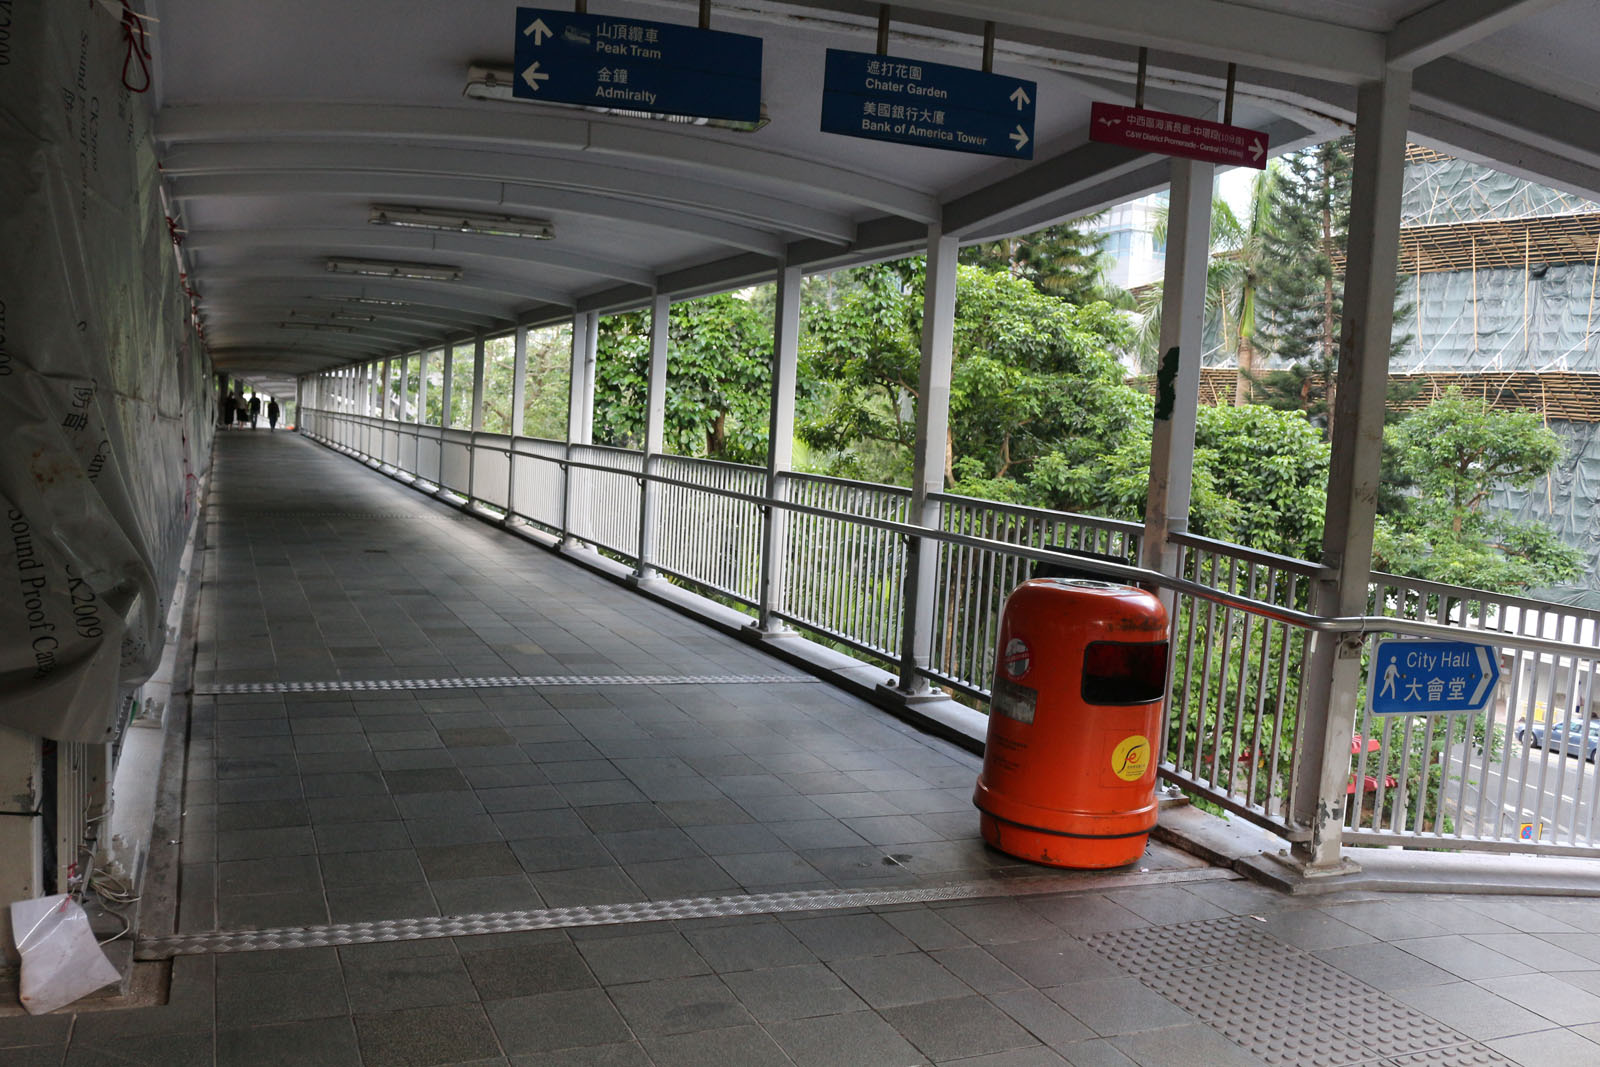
xmin=280 ymin=321 xmax=356 ymax=333
xmin=314 ymin=295 xmax=415 ymax=308
xmin=370 ymin=204 xmax=554 ymax=240
xmin=332 ymin=311 xmax=377 ymax=322
xmin=326 ymin=258 xmax=463 ymax=281
xmin=463 ymin=64 xmax=769 ymax=132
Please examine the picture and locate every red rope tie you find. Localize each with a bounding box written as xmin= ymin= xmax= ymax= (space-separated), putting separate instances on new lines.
xmin=120 ymin=2 xmax=152 ymax=94
xmin=166 ymin=215 xmax=185 ymax=246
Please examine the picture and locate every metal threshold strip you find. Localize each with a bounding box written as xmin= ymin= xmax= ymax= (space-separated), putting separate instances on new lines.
xmin=136 ymin=867 xmax=1235 ymax=960
xmin=198 ymin=673 xmax=818 ymax=695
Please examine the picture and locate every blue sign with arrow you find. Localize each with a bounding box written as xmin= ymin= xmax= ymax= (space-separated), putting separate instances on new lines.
xmin=1368 ymin=638 xmax=1502 ymax=716
xmin=820 ymin=49 xmax=1036 ymax=159
xmin=513 ymin=7 xmax=762 ymax=123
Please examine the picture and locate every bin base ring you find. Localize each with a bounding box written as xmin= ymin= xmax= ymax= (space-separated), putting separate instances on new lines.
xmin=978 ymin=810 xmax=1151 ymax=870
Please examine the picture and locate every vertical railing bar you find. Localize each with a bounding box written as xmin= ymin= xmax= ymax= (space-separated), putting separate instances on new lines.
xmin=1208 ymin=556 xmax=1240 ymax=791
xmin=1176 ymin=546 xmax=1202 ymax=776
xmin=1265 ymin=573 xmax=1298 ymax=817
xmin=1558 ymin=652 xmax=1584 ymax=846
xmin=1226 ymin=561 xmax=1259 ymax=798
xmin=973 ymin=508 xmax=994 ymax=690
xmin=1244 ymin=565 xmax=1277 ymax=811
xmin=1528 ymin=616 xmax=1561 ymax=838
xmin=1195 ymin=553 xmax=1221 ymax=787
xmin=1501 ymin=607 xmax=1538 ymax=833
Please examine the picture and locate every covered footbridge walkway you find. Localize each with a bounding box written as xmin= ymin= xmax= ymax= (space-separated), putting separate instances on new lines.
xmin=10 ymin=0 xmax=1600 ymax=1063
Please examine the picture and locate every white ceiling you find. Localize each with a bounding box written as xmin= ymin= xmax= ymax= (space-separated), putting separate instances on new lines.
xmin=145 ymin=0 xmax=1600 ymax=381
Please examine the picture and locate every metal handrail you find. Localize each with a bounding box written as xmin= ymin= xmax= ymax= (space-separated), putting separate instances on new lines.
xmin=1170 ymin=531 xmax=1334 ymax=579
xmin=305 ymin=408 xmax=1600 ymax=668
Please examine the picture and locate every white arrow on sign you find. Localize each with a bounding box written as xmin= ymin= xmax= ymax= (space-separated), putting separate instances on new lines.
xmin=523 ymin=17 xmax=552 ymax=44
xmin=1249 ymin=138 xmax=1264 ymax=162
xmin=1470 ymin=645 xmax=1495 ymax=706
xmin=1009 ymin=125 xmax=1029 ymax=151
xmin=1009 ymin=87 xmax=1031 ymax=110
xmin=521 ymin=62 xmax=549 ymax=92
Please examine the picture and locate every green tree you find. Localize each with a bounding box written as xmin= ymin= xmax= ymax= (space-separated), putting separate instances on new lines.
xmin=521 ymin=325 xmax=572 ymax=440
xmin=1374 ymin=390 xmax=1583 ymax=592
xmin=1256 ymin=138 xmax=1351 ymax=421
xmin=1059 ymin=403 xmax=1331 ymax=560
xmin=960 ymin=216 xmax=1119 ymax=305
xmin=798 ymin=261 xmax=924 ymax=484
xmin=798 ymin=260 xmax=1140 ymax=496
xmin=593 ymin=290 xmax=774 ymax=463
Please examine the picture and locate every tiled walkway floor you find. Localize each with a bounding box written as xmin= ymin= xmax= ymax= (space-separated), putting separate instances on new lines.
xmin=7 ymin=431 xmax=1600 ymax=1066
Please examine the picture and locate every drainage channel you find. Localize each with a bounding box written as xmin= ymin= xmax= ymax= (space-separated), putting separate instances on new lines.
xmin=136 ymin=867 xmax=1236 ymax=960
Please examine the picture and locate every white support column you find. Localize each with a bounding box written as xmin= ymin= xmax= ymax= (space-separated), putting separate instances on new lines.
xmin=567 ymin=312 xmax=597 ymax=446
xmin=507 ymin=326 xmax=530 ymax=522
xmin=468 ymin=334 xmax=487 ymax=501
xmin=510 ymin=326 xmax=529 ymax=439
xmin=634 ymin=292 xmax=671 ymax=581
xmin=896 ymin=224 xmax=959 ymax=694
xmin=757 ymin=258 xmax=803 ymax=632
xmin=470 ymin=335 xmax=487 ymax=431
xmin=1290 ymin=67 xmax=1412 ymax=873
xmin=440 ymin=346 xmax=455 ymax=428
xmin=416 ymin=349 xmax=432 ymax=424
xmin=581 ymin=317 xmax=598 ymax=445
xmin=562 ymin=313 xmax=596 ymax=544
xmin=1143 ymin=158 xmax=1214 ymax=590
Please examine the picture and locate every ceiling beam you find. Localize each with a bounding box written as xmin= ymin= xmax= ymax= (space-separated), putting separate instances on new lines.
xmin=184 ymin=227 xmax=660 ymax=288
xmin=892 ymin=0 xmax=1385 ymax=83
xmin=156 ymin=102 xmax=938 ymax=222
xmin=1386 ymin=0 xmax=1566 ymax=71
xmin=189 ymin=257 xmax=578 ymax=308
xmin=1411 ymin=59 xmax=1600 ymax=198
xmin=167 ymin=172 xmax=787 ymax=256
xmin=159 ymin=142 xmax=858 ymax=245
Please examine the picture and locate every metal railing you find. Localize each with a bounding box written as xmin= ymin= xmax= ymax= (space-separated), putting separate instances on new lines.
xmin=927 ymin=494 xmax=1144 ymax=699
xmin=1162 ymin=534 xmax=1328 ymax=837
xmin=777 ymin=473 xmax=910 ymax=661
xmin=1349 ymin=572 xmax=1600 ymax=855
xmin=654 ymin=456 xmax=766 ymax=606
xmin=300 ymin=405 xmax=1600 ymax=859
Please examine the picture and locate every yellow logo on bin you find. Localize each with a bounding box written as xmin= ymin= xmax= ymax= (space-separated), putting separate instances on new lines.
xmin=1111 ymin=735 xmax=1150 ymax=781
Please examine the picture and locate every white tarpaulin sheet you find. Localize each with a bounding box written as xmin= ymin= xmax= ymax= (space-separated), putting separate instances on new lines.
xmin=0 ymin=2 xmax=213 ymax=741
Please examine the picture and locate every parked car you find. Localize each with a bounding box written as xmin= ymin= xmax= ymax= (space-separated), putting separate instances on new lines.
xmin=1517 ymin=718 xmax=1600 ymax=761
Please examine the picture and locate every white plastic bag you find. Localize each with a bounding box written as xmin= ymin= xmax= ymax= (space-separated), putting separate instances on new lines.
xmin=11 ymin=895 xmax=123 ymax=1014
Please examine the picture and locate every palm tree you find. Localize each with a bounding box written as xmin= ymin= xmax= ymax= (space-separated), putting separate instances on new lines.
xmin=1134 ymin=166 xmax=1281 ymax=397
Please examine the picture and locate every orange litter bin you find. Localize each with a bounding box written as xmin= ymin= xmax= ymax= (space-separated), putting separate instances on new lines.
xmin=973 ymin=578 xmax=1169 ymax=869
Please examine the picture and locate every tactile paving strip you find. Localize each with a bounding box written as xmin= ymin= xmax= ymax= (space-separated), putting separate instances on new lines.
xmin=199 ymin=673 xmax=816 ymax=695
xmin=1086 ymin=917 xmax=1513 ymax=1067
xmin=135 ymin=867 xmax=1234 ymax=960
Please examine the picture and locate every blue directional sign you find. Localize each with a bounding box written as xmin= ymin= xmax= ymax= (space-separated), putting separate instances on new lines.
xmin=820 ymin=49 xmax=1036 ymax=159
xmin=1368 ymin=638 xmax=1502 ymax=716
xmin=513 ymin=8 xmax=762 ymax=123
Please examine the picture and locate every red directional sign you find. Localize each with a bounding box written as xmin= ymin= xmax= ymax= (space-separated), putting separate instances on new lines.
xmin=1089 ymin=102 xmax=1268 ymax=169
